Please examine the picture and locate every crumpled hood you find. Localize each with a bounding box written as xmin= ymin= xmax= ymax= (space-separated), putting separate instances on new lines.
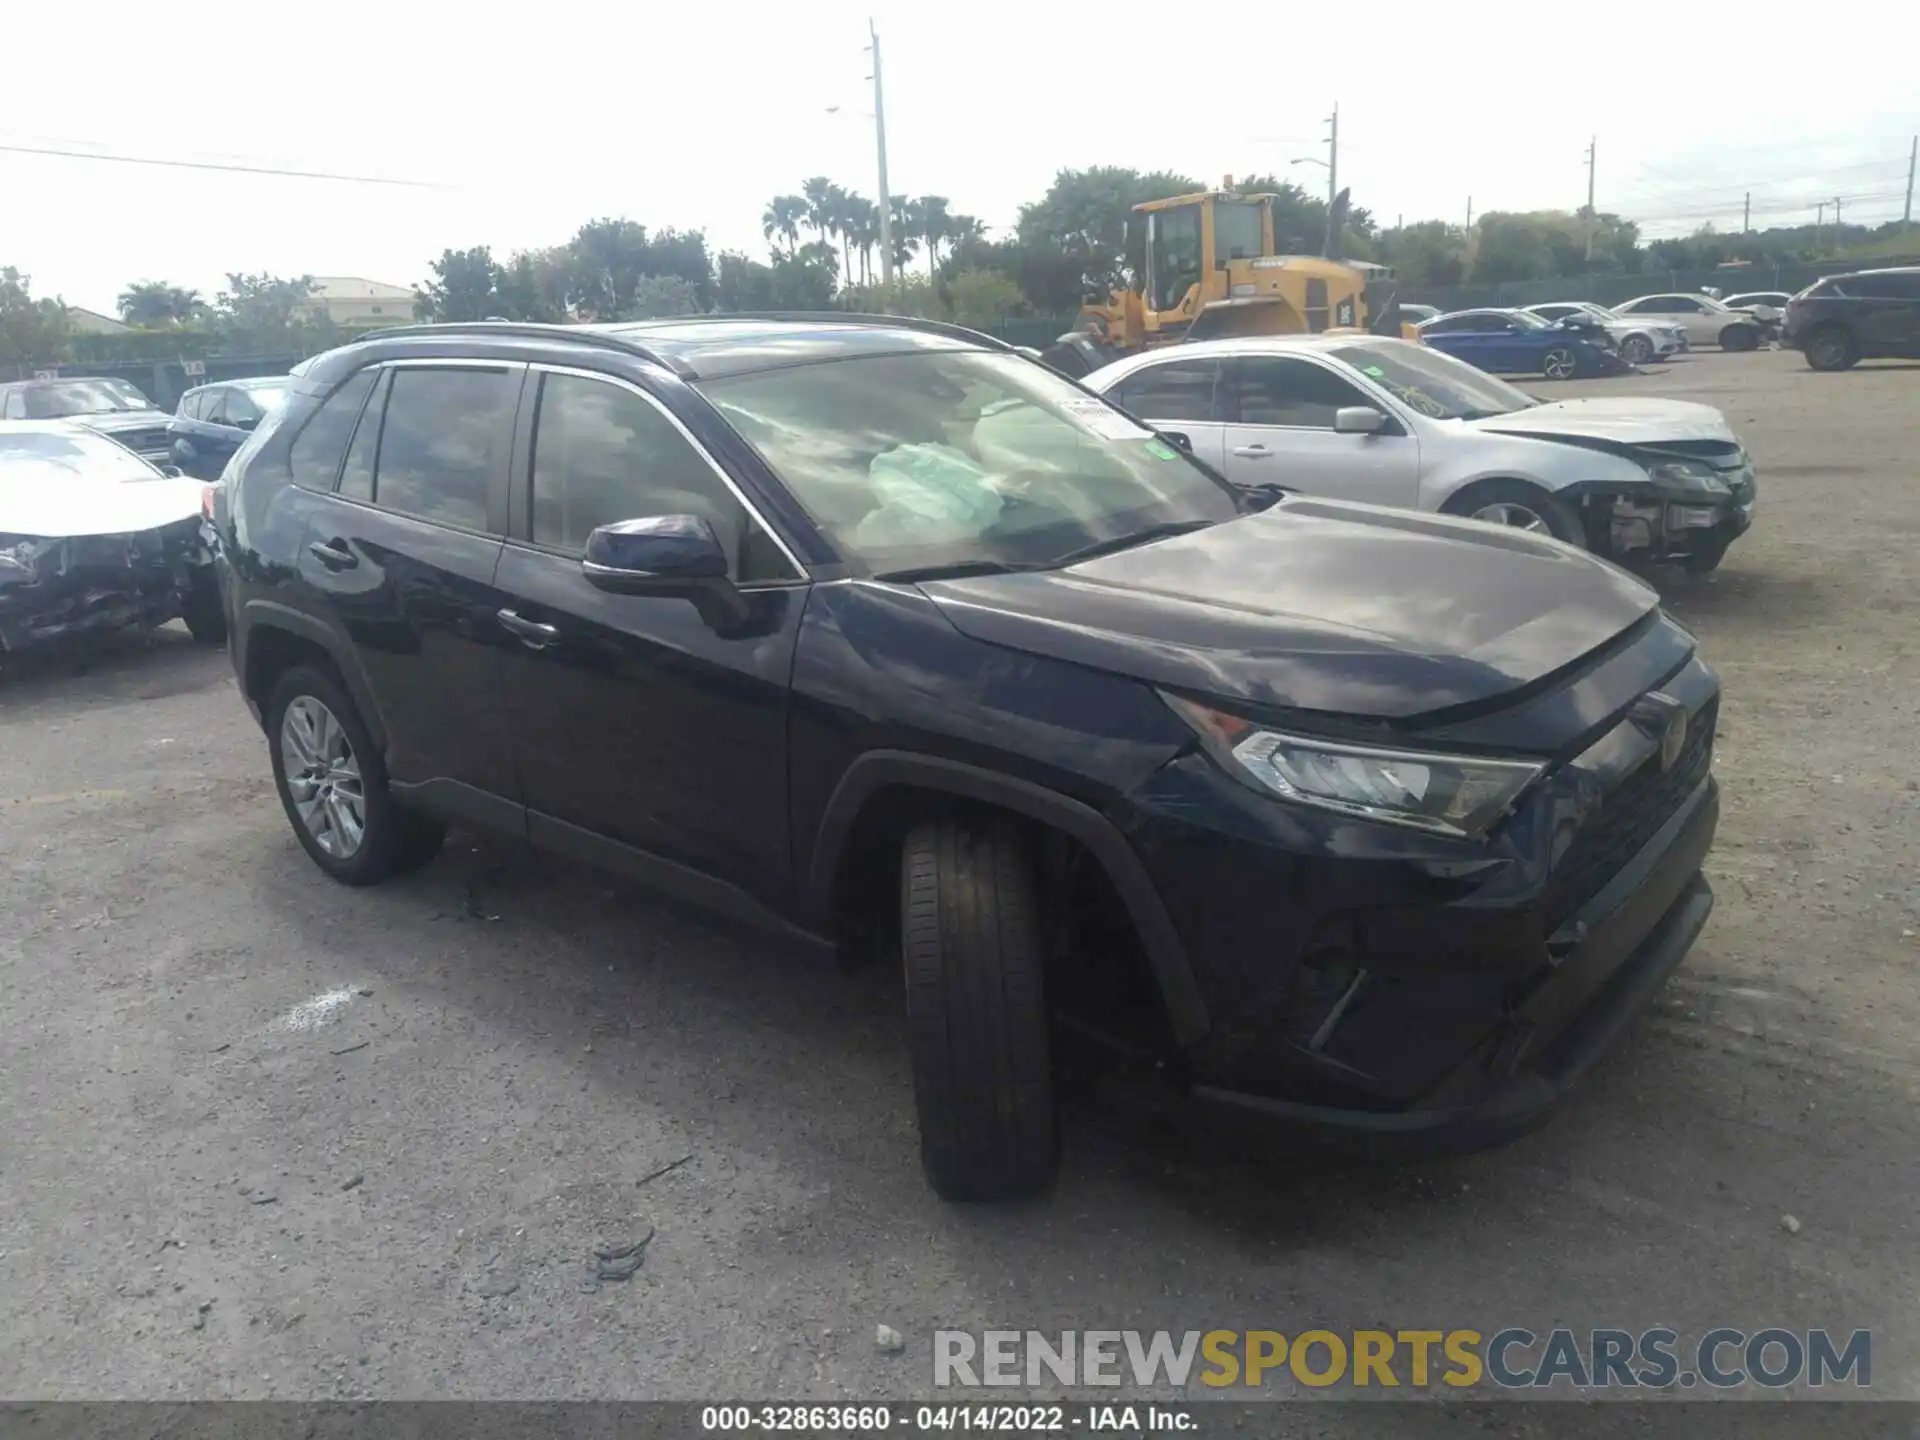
xmin=921 ymin=498 xmax=1660 ymax=722
xmin=1469 ymin=397 xmax=1738 ymax=448
xmin=77 ymin=408 xmax=173 ymax=436
xmin=0 ymin=474 xmax=206 ymax=539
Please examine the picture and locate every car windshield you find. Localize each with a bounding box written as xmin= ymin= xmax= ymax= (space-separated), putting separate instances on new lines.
xmin=698 ymin=350 xmax=1245 ymax=577
xmin=0 ymin=429 xmax=162 ymax=482
xmin=1328 ymin=340 xmax=1538 ymax=421
xmin=23 ymin=378 xmax=154 ymax=418
xmin=236 ymin=382 xmax=290 ymax=411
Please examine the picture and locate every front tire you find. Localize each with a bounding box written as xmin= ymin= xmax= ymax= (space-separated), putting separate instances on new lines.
xmin=1683 ymin=538 xmax=1730 ymax=575
xmin=266 ymin=664 xmax=444 ymax=886
xmin=1444 ymin=479 xmax=1585 ymax=547
xmin=180 ymin=569 xmax=227 ymax=645
xmin=1804 ymin=325 xmax=1860 ymax=372
xmin=1619 ymin=334 xmax=1655 ymax=366
xmin=901 ymin=816 xmax=1058 ymax=1202
xmin=1541 ymin=346 xmax=1579 ymax=380
xmin=1719 ymin=324 xmax=1760 ymax=352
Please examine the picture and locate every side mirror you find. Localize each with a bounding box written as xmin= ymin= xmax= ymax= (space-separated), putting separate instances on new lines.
xmin=234 ymin=415 xmax=259 ymax=432
xmin=160 ymin=464 xmax=187 ymax=478
xmin=582 ymin=514 xmax=729 ymax=595
xmin=1332 ymin=406 xmax=1388 ymax=436
xmin=1159 ymin=430 xmax=1193 ymax=453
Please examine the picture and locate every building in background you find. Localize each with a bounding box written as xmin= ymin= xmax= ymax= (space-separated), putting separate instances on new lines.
xmin=66 ymin=308 xmax=134 ymax=336
xmin=305 ymin=277 xmax=416 ymax=329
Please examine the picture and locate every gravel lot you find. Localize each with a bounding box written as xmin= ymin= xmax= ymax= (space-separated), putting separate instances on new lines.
xmin=2 ymin=350 xmax=1915 ymax=1416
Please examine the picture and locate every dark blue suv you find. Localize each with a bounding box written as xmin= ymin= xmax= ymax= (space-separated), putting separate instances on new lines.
xmin=210 ymin=317 xmax=1720 ymax=1200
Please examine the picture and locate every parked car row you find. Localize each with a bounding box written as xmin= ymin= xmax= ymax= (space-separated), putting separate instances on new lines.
xmin=204 ymin=315 xmax=1727 ymax=1201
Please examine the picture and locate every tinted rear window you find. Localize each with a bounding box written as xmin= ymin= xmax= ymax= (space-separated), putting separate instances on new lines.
xmin=289 ymin=370 xmax=378 ymax=491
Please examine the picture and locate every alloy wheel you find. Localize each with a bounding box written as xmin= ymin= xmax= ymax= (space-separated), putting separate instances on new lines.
xmin=1471 ymin=501 xmax=1551 ymax=534
xmin=280 ymin=695 xmax=367 ymax=858
xmin=1543 ymin=348 xmax=1578 ymax=380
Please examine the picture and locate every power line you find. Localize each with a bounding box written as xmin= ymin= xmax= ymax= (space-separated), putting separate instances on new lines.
xmin=0 ymin=140 xmax=443 ymax=188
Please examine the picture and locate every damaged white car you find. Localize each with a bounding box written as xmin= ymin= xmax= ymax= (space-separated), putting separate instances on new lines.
xmin=0 ymin=421 xmax=225 ymax=652
xmin=1087 ymin=334 xmax=1757 ymax=573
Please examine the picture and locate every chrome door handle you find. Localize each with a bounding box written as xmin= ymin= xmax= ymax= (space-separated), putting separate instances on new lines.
xmin=1230 ymin=445 xmax=1273 ymax=458
xmin=496 ymin=608 xmax=559 ymax=649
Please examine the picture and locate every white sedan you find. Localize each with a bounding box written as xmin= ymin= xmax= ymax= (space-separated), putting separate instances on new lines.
xmin=1612 ymin=293 xmax=1771 ymax=350
xmin=1084 ymin=335 xmax=1757 ymax=572
xmin=1524 ymin=302 xmax=1687 ymax=365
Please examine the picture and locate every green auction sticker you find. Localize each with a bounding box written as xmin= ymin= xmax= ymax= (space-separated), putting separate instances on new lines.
xmin=1363 ymin=365 xmax=1386 ymax=377
xmin=1144 ymin=439 xmax=1178 ymax=460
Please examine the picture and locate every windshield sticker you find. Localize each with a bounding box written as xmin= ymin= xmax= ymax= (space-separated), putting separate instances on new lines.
xmin=1362 ymin=365 xmax=1386 ymax=377
xmin=1062 ymin=397 xmax=1155 ymax=442
xmin=1144 ymin=438 xmax=1179 ymax=461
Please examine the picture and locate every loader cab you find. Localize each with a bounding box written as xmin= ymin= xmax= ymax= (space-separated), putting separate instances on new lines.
xmin=1139 ymin=192 xmax=1278 ymax=320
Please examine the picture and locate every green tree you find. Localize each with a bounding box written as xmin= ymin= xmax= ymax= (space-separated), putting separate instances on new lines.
xmin=944 ymin=268 xmax=1024 ymax=326
xmin=414 ymin=246 xmax=505 ymax=321
xmin=887 ymin=195 xmax=918 ymax=272
xmin=566 ymin=218 xmax=654 ymax=320
xmin=714 ymin=251 xmax=835 ymax=310
xmin=495 ymin=248 xmax=572 ymax=322
xmin=0 ymin=267 xmax=71 ymax=365
xmin=1015 ymin=167 xmax=1201 ymax=305
xmin=621 ymin=275 xmax=704 ymax=320
xmin=801 ymin=177 xmax=836 ymax=246
xmin=213 ymin=272 xmax=338 ymax=354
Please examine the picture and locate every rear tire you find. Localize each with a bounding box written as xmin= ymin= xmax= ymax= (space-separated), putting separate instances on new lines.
xmin=1444 ymin=479 xmax=1586 ymax=547
xmin=1803 ymin=325 xmax=1860 ymax=372
xmin=1719 ymin=324 xmax=1760 ymax=352
xmin=901 ymin=816 xmax=1058 ymax=1202
xmin=266 ymin=664 xmax=445 ymax=886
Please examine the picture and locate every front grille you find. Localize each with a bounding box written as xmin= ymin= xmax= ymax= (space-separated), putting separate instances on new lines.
xmin=1544 ymin=699 xmax=1716 ymax=926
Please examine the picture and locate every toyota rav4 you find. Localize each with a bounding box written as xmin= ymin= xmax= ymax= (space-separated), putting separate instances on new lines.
xmin=210 ymin=317 xmax=1720 ymax=1201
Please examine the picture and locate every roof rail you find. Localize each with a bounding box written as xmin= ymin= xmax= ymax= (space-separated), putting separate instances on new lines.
xmin=356 ymin=320 xmax=695 ymax=377
xmin=630 ymin=311 xmax=1017 ymax=353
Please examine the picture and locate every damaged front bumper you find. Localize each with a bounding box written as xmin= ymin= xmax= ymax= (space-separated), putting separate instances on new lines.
xmin=0 ymin=518 xmax=211 ymax=651
xmin=1608 ymin=468 xmax=1757 ymax=562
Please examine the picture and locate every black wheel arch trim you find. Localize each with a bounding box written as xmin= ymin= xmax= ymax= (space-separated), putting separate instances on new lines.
xmin=808 ymin=750 xmax=1211 ymax=1047
xmin=238 ymin=599 xmax=388 ymax=752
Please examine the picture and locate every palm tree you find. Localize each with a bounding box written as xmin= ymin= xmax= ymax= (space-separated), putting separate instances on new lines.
xmin=118 ymin=280 xmax=203 ymax=327
xmin=846 ymin=196 xmax=879 ymax=285
xmin=888 ymin=195 xmax=919 ymax=272
xmin=801 ymin=176 xmax=835 ymax=245
xmin=826 ymin=183 xmax=854 ymax=289
xmin=915 ymin=195 xmax=952 ymax=281
xmin=762 ymin=195 xmax=806 ymax=257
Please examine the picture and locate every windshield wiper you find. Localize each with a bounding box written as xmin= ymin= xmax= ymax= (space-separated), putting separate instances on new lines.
xmin=873 ymin=558 xmax=1038 ymax=583
xmin=1045 ymin=520 xmax=1217 ymax=570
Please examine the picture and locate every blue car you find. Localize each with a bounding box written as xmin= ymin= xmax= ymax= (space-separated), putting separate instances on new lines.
xmin=168 ymin=375 xmax=292 ymax=479
xmin=1415 ymin=308 xmax=1627 ymax=380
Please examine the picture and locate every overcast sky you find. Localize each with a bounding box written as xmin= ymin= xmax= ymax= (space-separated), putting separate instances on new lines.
xmin=6 ymin=1 xmax=1915 ymax=314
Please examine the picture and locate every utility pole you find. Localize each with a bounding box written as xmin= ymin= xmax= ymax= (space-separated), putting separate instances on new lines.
xmin=1906 ymin=135 xmax=1916 ymax=230
xmin=1833 ymin=194 xmax=1843 ymax=243
xmin=1743 ymin=191 xmax=1751 ymax=233
xmin=1583 ymin=136 xmax=1597 ymax=262
xmin=869 ymin=19 xmax=894 ymax=292
xmin=1465 ymin=196 xmax=1473 ymax=231
xmin=1321 ymin=103 xmax=1340 ymax=256
xmin=1816 ymin=201 xmax=1827 ymax=252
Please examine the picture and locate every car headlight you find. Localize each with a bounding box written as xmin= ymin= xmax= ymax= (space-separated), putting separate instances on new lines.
xmin=1645 ymin=459 xmax=1731 ymax=497
xmin=1163 ymin=693 xmax=1546 ymax=838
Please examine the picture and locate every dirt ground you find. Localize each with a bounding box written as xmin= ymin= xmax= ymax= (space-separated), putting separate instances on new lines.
xmin=0 ymin=350 xmax=1914 ymax=1420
